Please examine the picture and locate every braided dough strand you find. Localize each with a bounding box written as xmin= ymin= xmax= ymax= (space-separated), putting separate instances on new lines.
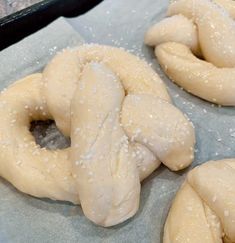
xmin=145 ymin=0 xmax=235 ymax=105
xmin=43 ymin=44 xmax=195 ymax=172
xmin=155 ymin=42 xmax=235 ymax=105
xmin=167 ymin=0 xmax=235 ymax=68
xmin=144 ymin=14 xmax=201 ymax=56
xmin=164 ymin=159 xmax=235 ymax=243
xmin=69 ymin=62 xmax=194 ymax=226
xmin=42 ymin=44 xmax=195 ymax=226
xmin=70 ymin=63 xmax=140 ymax=226
xmin=0 ymin=72 xmax=164 ymax=206
xmin=43 ymin=44 xmax=171 ymax=136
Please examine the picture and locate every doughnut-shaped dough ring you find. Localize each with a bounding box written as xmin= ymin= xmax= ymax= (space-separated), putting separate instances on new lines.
xmin=155 ymin=42 xmax=235 ymax=105
xmin=163 ymin=159 xmax=235 ymax=243
xmin=0 ymin=74 xmax=78 ymax=204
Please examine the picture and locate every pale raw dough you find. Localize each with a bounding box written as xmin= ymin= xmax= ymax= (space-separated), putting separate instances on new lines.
xmin=155 ymin=42 xmax=235 ymax=105
xmin=121 ymin=93 xmax=194 ymax=171
xmin=167 ymin=0 xmax=235 ymax=68
xmin=42 ymin=45 xmax=195 ymax=226
xmin=0 ymin=59 xmax=195 ymax=227
xmin=0 ymin=73 xmax=165 ymax=205
xmin=43 ymin=44 xmax=195 ymax=173
xmin=145 ymin=0 xmax=235 ymax=58
xmin=43 ymin=44 xmax=171 ymax=136
xmin=213 ymin=0 xmax=235 ymax=19
xmin=0 ymin=74 xmax=79 ymax=204
xmin=145 ymin=0 xmax=235 ymax=105
xmin=69 ymin=62 xmax=194 ymax=226
xmin=163 ymin=159 xmax=235 ymax=243
xmin=144 ymin=14 xmax=201 ymax=56
xmin=70 ymin=63 xmax=140 ymax=226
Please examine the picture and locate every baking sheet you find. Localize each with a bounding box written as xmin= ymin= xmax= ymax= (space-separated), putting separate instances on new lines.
xmin=1 ymin=0 xmax=235 ymax=242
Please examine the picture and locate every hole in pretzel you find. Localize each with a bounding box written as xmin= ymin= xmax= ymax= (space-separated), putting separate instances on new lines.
xmin=30 ymin=120 xmax=70 ymax=150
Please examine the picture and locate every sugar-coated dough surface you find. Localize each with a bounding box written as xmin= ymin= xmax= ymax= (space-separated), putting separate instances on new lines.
xmin=69 ymin=62 xmax=194 ymax=226
xmin=145 ymin=0 xmax=235 ymax=105
xmin=164 ymin=159 xmax=235 ymax=243
xmin=0 ymin=73 xmax=167 ymax=206
xmin=155 ymin=42 xmax=235 ymax=105
xmin=70 ymin=63 xmax=140 ymax=226
xmin=0 ymin=74 xmax=79 ymax=204
xmin=144 ymin=14 xmax=201 ymax=56
xmin=213 ymin=0 xmax=235 ymax=19
xmin=121 ymin=94 xmax=194 ymax=171
xmin=42 ymin=44 xmax=195 ymax=226
xmin=167 ymin=0 xmax=235 ymax=68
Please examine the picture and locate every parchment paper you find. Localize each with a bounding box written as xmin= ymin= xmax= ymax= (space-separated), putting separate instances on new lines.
xmin=1 ymin=0 xmax=235 ymax=242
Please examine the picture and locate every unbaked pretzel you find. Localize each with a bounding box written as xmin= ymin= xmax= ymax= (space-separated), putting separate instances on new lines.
xmin=0 ymin=73 xmax=166 ymax=205
xmin=42 ymin=44 xmax=195 ymax=226
xmin=163 ymin=159 xmax=235 ymax=243
xmin=145 ymin=0 xmax=235 ymax=105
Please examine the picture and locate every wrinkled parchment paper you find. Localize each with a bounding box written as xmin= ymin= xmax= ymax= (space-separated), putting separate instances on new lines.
xmin=1 ymin=0 xmax=235 ymax=242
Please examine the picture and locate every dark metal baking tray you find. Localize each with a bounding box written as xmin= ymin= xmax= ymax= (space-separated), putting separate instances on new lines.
xmin=0 ymin=0 xmax=103 ymax=50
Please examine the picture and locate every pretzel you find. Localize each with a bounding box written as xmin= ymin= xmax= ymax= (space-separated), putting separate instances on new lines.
xmin=163 ymin=159 xmax=235 ymax=243
xmin=167 ymin=0 xmax=235 ymax=68
xmin=42 ymin=45 xmax=195 ymax=226
xmin=0 ymin=72 xmax=166 ymax=205
xmin=145 ymin=0 xmax=235 ymax=105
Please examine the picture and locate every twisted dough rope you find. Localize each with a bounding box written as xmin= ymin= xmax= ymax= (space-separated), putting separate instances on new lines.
xmin=42 ymin=44 xmax=195 ymax=226
xmin=163 ymin=159 xmax=235 ymax=243
xmin=0 ymin=72 xmax=169 ymax=205
xmin=145 ymin=0 xmax=235 ymax=105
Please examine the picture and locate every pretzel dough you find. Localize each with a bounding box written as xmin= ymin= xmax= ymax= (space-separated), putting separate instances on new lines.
xmin=155 ymin=42 xmax=235 ymax=105
xmin=42 ymin=45 xmax=195 ymax=226
xmin=0 ymin=72 xmax=164 ymax=207
xmin=163 ymin=159 xmax=235 ymax=243
xmin=43 ymin=44 xmax=195 ymax=172
xmin=0 ymin=74 xmax=78 ymax=203
xmin=144 ymin=14 xmax=201 ymax=56
xmin=69 ymin=62 xmax=195 ymax=226
xmin=167 ymin=0 xmax=235 ymax=68
xmin=0 ymin=45 xmax=195 ymax=227
xmin=70 ymin=63 xmax=140 ymax=226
